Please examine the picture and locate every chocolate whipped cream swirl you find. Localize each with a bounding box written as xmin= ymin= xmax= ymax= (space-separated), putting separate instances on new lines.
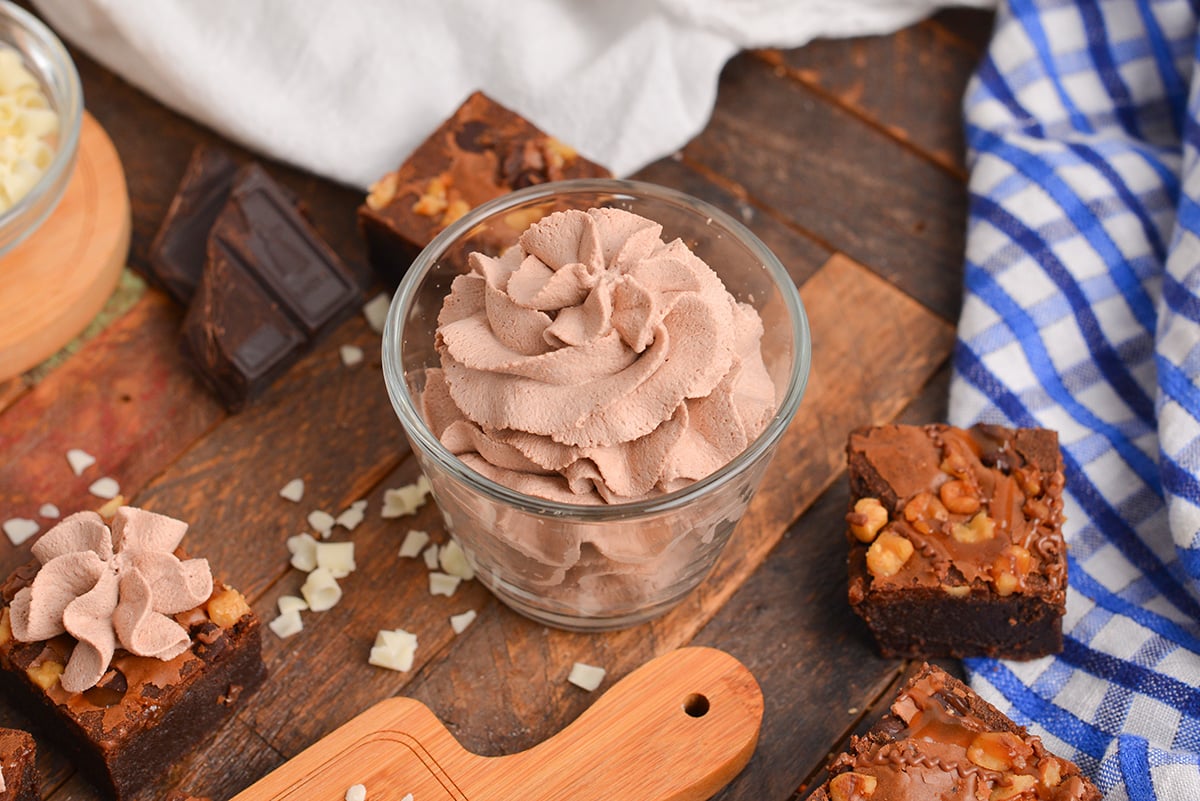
xmin=9 ymin=507 xmax=213 ymax=692
xmin=423 ymin=207 xmax=777 ymax=504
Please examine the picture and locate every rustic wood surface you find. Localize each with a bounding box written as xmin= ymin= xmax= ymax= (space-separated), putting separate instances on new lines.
xmin=0 ymin=8 xmax=994 ymax=801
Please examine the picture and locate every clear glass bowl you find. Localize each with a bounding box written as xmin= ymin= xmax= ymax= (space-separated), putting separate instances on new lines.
xmin=0 ymin=1 xmax=82 ymax=257
xmin=383 ymin=179 xmax=811 ymax=630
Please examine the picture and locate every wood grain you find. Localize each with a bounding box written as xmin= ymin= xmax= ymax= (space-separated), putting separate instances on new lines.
xmin=757 ymin=18 xmax=983 ymax=178
xmin=0 ymin=293 xmax=222 ymax=577
xmin=684 ymin=54 xmax=968 ymax=324
xmin=632 ymin=157 xmax=833 ymax=289
xmin=233 ymin=648 xmax=761 ymax=801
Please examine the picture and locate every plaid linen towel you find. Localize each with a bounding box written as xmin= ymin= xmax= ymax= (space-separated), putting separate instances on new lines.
xmin=950 ymin=1 xmax=1200 ymax=798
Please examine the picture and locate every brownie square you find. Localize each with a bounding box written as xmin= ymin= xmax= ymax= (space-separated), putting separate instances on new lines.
xmin=0 ymin=728 xmax=39 ymax=801
xmin=809 ymin=664 xmax=1099 ymax=801
xmin=357 ymin=91 xmax=612 ymax=285
xmin=846 ymin=424 xmax=1067 ymax=659
xmin=0 ymin=510 xmax=266 ymax=800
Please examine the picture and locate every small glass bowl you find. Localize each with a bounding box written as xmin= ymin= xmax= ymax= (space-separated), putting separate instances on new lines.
xmin=0 ymin=1 xmax=82 ymax=258
xmin=383 ymin=179 xmax=811 ymax=630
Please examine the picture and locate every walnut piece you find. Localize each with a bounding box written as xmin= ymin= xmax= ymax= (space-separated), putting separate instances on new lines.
xmin=366 ymin=171 xmax=399 ymax=210
xmin=441 ymin=198 xmax=470 ymax=227
xmin=992 ymin=545 xmax=1033 ymax=596
xmin=967 ymin=731 xmax=1033 ymax=772
xmin=866 ymin=531 xmax=914 ymax=578
xmin=27 ymin=659 xmax=64 ymax=690
xmin=939 ymin=479 xmax=981 ymax=515
xmin=412 ymin=175 xmax=451 ymax=217
xmin=990 ymin=774 xmax=1037 ymax=801
xmin=829 ymin=771 xmax=877 ymax=801
xmin=904 ymin=492 xmax=948 ymax=535
xmin=543 ymin=137 xmax=578 ymax=171
xmin=952 ymin=511 xmax=996 ymax=544
xmin=1038 ymin=757 xmax=1064 ymax=789
xmin=848 ymin=497 xmax=888 ymax=543
xmin=207 ymin=587 xmax=252 ymax=629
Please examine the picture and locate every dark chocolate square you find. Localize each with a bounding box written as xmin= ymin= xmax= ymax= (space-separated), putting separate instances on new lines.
xmin=148 ymin=146 xmax=239 ymax=306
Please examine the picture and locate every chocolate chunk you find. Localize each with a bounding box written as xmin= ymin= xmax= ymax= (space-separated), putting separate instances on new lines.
xmin=179 ymin=165 xmax=360 ymax=411
xmin=180 ymin=237 xmax=307 ymax=411
xmin=358 ymin=91 xmax=612 ymax=286
xmin=212 ymin=165 xmax=359 ymax=337
xmin=148 ymin=146 xmax=239 ymax=306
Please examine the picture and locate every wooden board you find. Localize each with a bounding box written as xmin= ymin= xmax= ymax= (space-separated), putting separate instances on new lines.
xmin=0 ymin=112 xmax=130 ymax=380
xmin=233 ymin=648 xmax=762 ymax=801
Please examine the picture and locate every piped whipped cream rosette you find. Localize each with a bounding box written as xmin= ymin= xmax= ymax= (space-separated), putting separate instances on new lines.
xmin=423 ymin=207 xmax=778 ymax=505
xmin=8 ymin=508 xmax=212 ymax=693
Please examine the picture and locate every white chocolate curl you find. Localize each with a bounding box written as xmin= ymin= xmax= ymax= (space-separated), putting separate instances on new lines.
xmin=424 ymin=208 xmax=777 ymax=503
xmin=8 ymin=508 xmax=213 ymax=692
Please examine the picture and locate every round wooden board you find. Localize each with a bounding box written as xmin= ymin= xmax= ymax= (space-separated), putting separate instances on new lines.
xmin=0 ymin=112 xmax=131 ymax=380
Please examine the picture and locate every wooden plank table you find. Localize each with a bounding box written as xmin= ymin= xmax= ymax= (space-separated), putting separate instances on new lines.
xmin=0 ymin=9 xmax=994 ymax=800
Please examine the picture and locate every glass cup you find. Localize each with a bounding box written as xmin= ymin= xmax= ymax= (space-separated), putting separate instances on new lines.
xmin=0 ymin=1 xmax=83 ymax=257
xmin=382 ymin=179 xmax=811 ymax=630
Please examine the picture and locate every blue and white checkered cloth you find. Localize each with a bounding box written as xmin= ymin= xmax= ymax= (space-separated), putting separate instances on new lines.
xmin=950 ymin=1 xmax=1200 ymax=798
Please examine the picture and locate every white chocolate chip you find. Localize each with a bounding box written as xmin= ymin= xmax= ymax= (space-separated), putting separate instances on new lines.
xmin=439 ymin=539 xmax=475 ymax=581
xmin=429 ymin=572 xmax=461 ymax=597
xmin=316 ymin=541 xmax=356 ymax=579
xmin=398 ymin=529 xmax=429 ymax=558
xmin=301 ymin=567 xmax=342 ymax=612
xmin=450 ymin=609 xmax=477 ymax=634
xmin=308 ymin=510 xmax=335 ymax=539
xmin=66 ymin=448 xmax=95 ymax=476
xmin=401 ymin=795 xmax=413 ymax=801
xmin=422 ymin=544 xmax=439 ymax=570
xmin=345 ymin=785 xmax=367 ymax=801
xmin=340 ymin=345 xmax=364 ymax=367
xmin=2 ymin=518 xmax=38 ymax=546
xmin=279 ymin=478 xmax=305 ymax=503
xmin=37 ymin=503 xmax=59 ymax=519
xmin=363 ymin=293 xmax=391 ymax=333
xmin=88 ymin=477 xmax=120 ymax=500
xmin=381 ymin=475 xmax=433 ymax=518
xmin=568 ymin=662 xmax=606 ymax=692
xmin=335 ymin=504 xmax=366 ymax=531
xmin=287 ymin=533 xmax=319 ymax=572
xmin=269 ymin=610 xmax=303 ymax=639
xmin=277 ymin=595 xmax=308 ymax=615
xmin=368 ymin=628 xmax=417 ymax=672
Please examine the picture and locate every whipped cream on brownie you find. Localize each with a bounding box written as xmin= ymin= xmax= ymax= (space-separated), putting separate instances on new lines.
xmin=423 ymin=207 xmax=776 ymax=504
xmin=8 ymin=508 xmax=212 ymax=692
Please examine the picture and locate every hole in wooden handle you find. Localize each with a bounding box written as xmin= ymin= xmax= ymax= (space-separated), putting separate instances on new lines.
xmin=683 ymin=693 xmax=710 ymax=718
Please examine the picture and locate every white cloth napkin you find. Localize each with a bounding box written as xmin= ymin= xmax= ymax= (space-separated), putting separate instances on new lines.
xmin=33 ymin=0 xmax=990 ymax=187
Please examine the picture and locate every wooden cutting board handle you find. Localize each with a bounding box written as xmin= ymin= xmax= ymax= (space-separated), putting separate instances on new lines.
xmin=232 ymin=646 xmax=764 ymax=801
